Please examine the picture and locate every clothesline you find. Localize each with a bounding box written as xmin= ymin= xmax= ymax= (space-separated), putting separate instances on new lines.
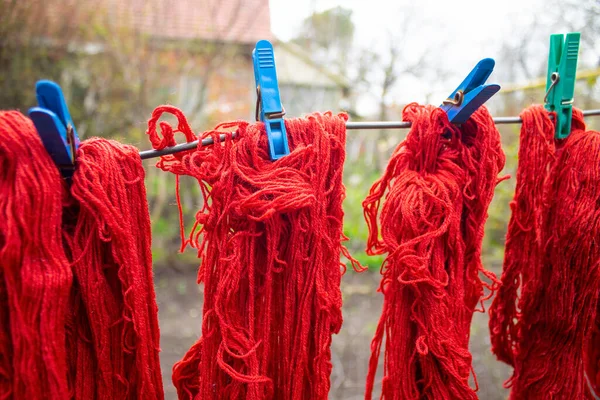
xmin=139 ymin=108 xmax=600 ymax=160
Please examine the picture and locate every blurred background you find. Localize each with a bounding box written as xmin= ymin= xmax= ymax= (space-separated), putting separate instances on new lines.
xmin=1 ymin=0 xmax=599 ymax=398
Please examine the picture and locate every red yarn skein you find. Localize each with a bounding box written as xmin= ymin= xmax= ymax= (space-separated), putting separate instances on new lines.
xmin=146 ymin=107 xmax=361 ymax=400
xmin=0 ymin=111 xmax=164 ymax=399
xmin=65 ymin=138 xmax=164 ymax=399
xmin=363 ymin=104 xmax=506 ymax=400
xmin=0 ymin=111 xmax=73 ymax=399
xmin=490 ymin=106 xmax=600 ymax=399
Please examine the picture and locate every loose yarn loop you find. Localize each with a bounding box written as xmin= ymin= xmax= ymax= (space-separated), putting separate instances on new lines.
xmin=146 ymin=106 xmax=361 ymax=400
xmin=363 ymin=104 xmax=506 ymax=400
xmin=489 ymin=106 xmax=600 ymax=399
xmin=65 ymin=138 xmax=164 ymax=399
xmin=0 ymin=111 xmax=72 ymax=399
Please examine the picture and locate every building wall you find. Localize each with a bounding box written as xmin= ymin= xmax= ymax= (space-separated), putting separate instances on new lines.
xmin=155 ymin=43 xmax=348 ymax=130
xmin=280 ymin=84 xmax=344 ymax=118
xmin=147 ymin=43 xmax=256 ymax=131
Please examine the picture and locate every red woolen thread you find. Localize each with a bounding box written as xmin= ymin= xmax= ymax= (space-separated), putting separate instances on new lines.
xmin=586 ymin=305 xmax=600 ymax=396
xmin=64 ymin=138 xmax=164 ymax=399
xmin=490 ymin=106 xmax=600 ymax=399
xmin=362 ymin=104 xmax=506 ymax=400
xmin=488 ymin=105 xmax=556 ymax=368
xmin=0 ymin=111 xmax=73 ymax=399
xmin=146 ymin=107 xmax=362 ymax=400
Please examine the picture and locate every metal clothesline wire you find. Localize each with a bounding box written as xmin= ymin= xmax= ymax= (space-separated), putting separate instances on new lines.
xmin=139 ymin=108 xmax=600 ymax=160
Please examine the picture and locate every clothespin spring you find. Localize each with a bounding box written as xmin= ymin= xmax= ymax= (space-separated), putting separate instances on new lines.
xmin=543 ymin=71 xmax=574 ymax=107
xmin=255 ymin=86 xmax=286 ymax=122
xmin=443 ymin=91 xmax=465 ymax=107
xmin=66 ymin=125 xmax=76 ymax=163
xmin=544 ymin=72 xmax=559 ymax=104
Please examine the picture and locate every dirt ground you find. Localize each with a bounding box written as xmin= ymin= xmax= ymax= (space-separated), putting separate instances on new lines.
xmin=155 ymin=266 xmax=511 ymax=399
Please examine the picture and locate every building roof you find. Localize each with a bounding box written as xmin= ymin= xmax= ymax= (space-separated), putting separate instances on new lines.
xmin=48 ymin=0 xmax=273 ymax=44
xmin=116 ymin=0 xmax=273 ymax=43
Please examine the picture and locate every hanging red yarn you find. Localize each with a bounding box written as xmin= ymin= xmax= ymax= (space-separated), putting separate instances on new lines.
xmin=489 ymin=106 xmax=600 ymax=399
xmin=145 ymin=106 xmax=362 ymax=399
xmin=0 ymin=111 xmax=73 ymax=399
xmin=64 ymin=138 xmax=164 ymax=399
xmin=0 ymin=111 xmax=164 ymax=398
xmin=586 ymin=309 xmax=600 ymax=396
xmin=488 ymin=105 xmax=556 ymax=368
xmin=362 ymin=104 xmax=506 ymax=400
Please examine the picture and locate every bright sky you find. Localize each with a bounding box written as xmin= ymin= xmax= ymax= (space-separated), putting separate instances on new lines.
xmin=270 ymin=0 xmax=544 ymax=44
xmin=269 ymin=0 xmax=548 ymax=114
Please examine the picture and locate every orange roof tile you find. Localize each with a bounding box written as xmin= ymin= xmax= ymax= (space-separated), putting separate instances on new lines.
xmin=119 ymin=0 xmax=273 ymax=43
xmin=59 ymin=0 xmax=274 ymax=43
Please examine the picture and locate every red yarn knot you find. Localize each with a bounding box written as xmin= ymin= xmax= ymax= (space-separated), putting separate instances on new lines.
xmin=401 ymin=103 xmax=461 ymax=174
xmin=416 ymin=336 xmax=429 ymax=355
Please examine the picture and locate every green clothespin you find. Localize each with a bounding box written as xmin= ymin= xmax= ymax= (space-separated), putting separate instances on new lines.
xmin=544 ymin=32 xmax=580 ymax=139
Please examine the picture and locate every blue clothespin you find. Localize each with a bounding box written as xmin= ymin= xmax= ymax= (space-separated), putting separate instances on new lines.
xmin=544 ymin=33 xmax=580 ymax=139
xmin=253 ymin=40 xmax=290 ymax=160
xmin=28 ymin=80 xmax=80 ymax=177
xmin=440 ymin=58 xmax=501 ymax=123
